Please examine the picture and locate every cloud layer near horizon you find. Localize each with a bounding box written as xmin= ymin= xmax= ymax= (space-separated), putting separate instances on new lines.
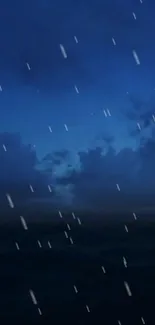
xmin=0 ymin=133 xmax=52 ymax=207
xmin=55 ymin=138 xmax=155 ymax=211
xmin=1 ymin=131 xmax=155 ymax=214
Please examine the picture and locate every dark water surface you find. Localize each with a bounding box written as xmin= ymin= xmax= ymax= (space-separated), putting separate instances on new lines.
xmin=0 ymin=211 xmax=155 ymax=324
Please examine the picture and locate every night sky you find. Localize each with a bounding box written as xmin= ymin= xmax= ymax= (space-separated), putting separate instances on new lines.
xmin=1 ymin=0 xmax=155 ymax=213
xmin=1 ymin=2 xmax=155 ymax=325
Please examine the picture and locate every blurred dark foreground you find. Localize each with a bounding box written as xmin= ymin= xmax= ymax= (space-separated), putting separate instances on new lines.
xmin=0 ymin=210 xmax=155 ymax=325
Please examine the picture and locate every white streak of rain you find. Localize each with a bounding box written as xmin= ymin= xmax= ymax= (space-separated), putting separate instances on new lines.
xmin=59 ymin=44 xmax=67 ymax=58
xmin=59 ymin=211 xmax=63 ymax=218
xmin=132 ymin=12 xmax=137 ymax=20
xmin=3 ymin=144 xmax=6 ymax=151
xmin=124 ymin=225 xmax=128 ymax=232
xmin=15 ymin=242 xmax=20 ymax=250
xmin=74 ymin=85 xmax=79 ymax=93
xmin=116 ymin=184 xmax=120 ymax=191
xmin=64 ymin=124 xmax=68 ymax=131
xmin=72 ymin=212 xmax=76 ymax=219
xmin=6 ymin=193 xmax=14 ymax=208
xmin=132 ymin=50 xmax=140 ymax=65
xmin=70 ymin=237 xmax=73 ymax=244
xmin=73 ymin=285 xmax=78 ymax=293
xmin=37 ymin=240 xmax=42 ymax=248
xmin=20 ymin=216 xmax=28 ymax=230
xmin=86 ymin=305 xmax=90 ymax=312
xmin=124 ymin=281 xmax=132 ymax=296
xmin=29 ymin=290 xmax=38 ymax=305
xmin=101 ymin=266 xmax=106 ymax=273
xmin=29 ymin=185 xmax=34 ymax=193
xmin=48 ymin=126 xmax=52 ymax=133
xmin=74 ymin=36 xmax=78 ymax=43
xmin=112 ymin=37 xmax=116 ymax=45
xmin=26 ymin=62 xmax=31 ymax=70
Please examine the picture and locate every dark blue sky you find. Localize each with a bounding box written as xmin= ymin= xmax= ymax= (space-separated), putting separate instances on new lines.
xmin=1 ymin=0 xmax=155 ymax=155
xmin=1 ymin=0 xmax=155 ymax=214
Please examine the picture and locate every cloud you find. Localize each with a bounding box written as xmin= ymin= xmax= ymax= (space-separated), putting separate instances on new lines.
xmin=0 ymin=132 xmax=53 ymax=208
xmin=2 ymin=131 xmax=155 ymax=215
xmin=94 ymin=134 xmax=114 ymax=145
xmin=56 ymin=138 xmax=155 ymax=212
xmin=125 ymin=95 xmax=155 ymax=137
xmin=42 ymin=150 xmax=69 ymax=166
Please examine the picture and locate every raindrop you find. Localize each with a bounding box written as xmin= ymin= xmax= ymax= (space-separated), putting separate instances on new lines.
xmin=20 ymin=216 xmax=28 ymax=230
xmin=101 ymin=266 xmax=106 ymax=273
xmin=59 ymin=44 xmax=67 ymax=59
xmin=6 ymin=193 xmax=14 ymax=208
xmin=29 ymin=185 xmax=34 ymax=193
xmin=70 ymin=237 xmax=73 ymax=244
xmin=116 ymin=184 xmax=120 ymax=191
xmin=124 ymin=281 xmax=132 ymax=296
xmin=29 ymin=290 xmax=38 ymax=305
xmin=73 ymin=285 xmax=78 ymax=293
xmin=3 ymin=144 xmax=7 ymax=151
xmin=64 ymin=124 xmax=68 ymax=131
xmin=15 ymin=242 xmax=20 ymax=250
xmin=74 ymin=85 xmax=79 ymax=94
xmin=86 ymin=305 xmax=90 ymax=313
xmin=72 ymin=212 xmax=76 ymax=219
xmin=112 ymin=37 xmax=116 ymax=45
xmin=26 ymin=62 xmax=31 ymax=70
xmin=59 ymin=211 xmax=63 ymax=218
xmin=48 ymin=126 xmax=52 ymax=133
xmin=37 ymin=240 xmax=42 ymax=248
xmin=132 ymin=50 xmax=140 ymax=65
xmin=74 ymin=36 xmax=78 ymax=43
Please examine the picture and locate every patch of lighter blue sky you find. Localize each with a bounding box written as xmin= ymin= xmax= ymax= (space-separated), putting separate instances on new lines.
xmin=1 ymin=63 xmax=154 ymax=163
xmin=0 ymin=88 xmax=140 ymax=161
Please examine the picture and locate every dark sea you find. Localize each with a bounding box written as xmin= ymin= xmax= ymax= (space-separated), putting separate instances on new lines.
xmin=0 ymin=210 xmax=155 ymax=325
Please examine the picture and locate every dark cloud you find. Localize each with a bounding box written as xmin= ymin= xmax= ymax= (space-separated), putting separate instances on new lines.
xmin=126 ymin=95 xmax=155 ymax=136
xmin=42 ymin=150 xmax=70 ymax=167
xmin=53 ymin=150 xmax=69 ymax=159
xmin=56 ymin=138 xmax=155 ymax=212
xmin=94 ymin=134 xmax=114 ymax=145
xmin=101 ymin=135 xmax=114 ymax=145
xmin=129 ymin=128 xmax=141 ymax=137
xmin=2 ymin=131 xmax=155 ymax=215
xmin=129 ymin=96 xmax=146 ymax=113
xmin=0 ymin=132 xmax=53 ymax=207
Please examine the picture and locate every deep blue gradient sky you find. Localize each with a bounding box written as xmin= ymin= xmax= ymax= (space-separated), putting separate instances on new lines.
xmin=1 ymin=0 xmax=155 ymax=214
